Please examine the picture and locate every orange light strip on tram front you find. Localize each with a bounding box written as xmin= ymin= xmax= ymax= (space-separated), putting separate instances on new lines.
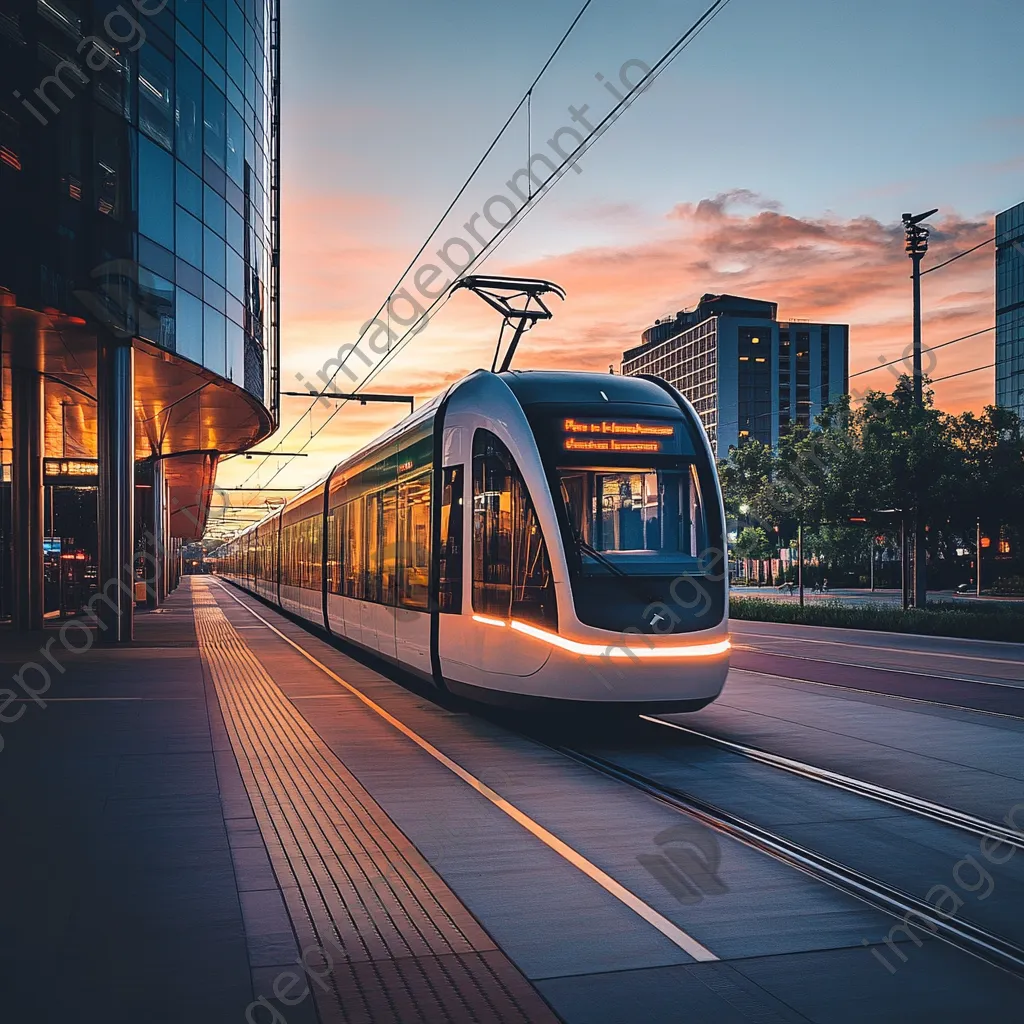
xmin=472 ymin=614 xmax=730 ymax=658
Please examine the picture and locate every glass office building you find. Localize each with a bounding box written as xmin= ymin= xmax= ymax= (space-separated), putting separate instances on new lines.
xmin=622 ymin=294 xmax=849 ymax=459
xmin=996 ymin=201 xmax=1024 ymax=422
xmin=0 ymin=0 xmax=281 ymax=632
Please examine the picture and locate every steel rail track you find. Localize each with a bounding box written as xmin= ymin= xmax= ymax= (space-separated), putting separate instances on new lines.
xmin=546 ymin=741 xmax=1024 ymax=981
xmin=642 ymin=716 xmax=1024 ymax=850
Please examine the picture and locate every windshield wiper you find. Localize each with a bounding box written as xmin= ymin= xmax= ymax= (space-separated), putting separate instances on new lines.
xmin=576 ymin=536 xmax=630 ymax=579
xmin=574 ymin=534 xmax=671 ymax=606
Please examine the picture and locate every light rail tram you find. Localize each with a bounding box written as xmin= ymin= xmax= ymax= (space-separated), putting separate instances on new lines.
xmin=215 ymin=368 xmax=731 ymax=713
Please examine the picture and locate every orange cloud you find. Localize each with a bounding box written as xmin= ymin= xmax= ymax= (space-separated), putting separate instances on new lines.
xmin=219 ymin=189 xmax=998 ymax=499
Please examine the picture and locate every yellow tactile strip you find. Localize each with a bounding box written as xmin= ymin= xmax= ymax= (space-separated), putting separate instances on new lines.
xmin=193 ymin=580 xmax=558 ymax=1024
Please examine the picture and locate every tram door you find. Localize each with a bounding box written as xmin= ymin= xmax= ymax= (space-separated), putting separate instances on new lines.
xmin=471 ymin=430 xmax=553 ymax=677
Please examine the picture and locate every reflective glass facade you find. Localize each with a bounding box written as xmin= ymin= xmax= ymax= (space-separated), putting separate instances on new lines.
xmin=0 ymin=0 xmax=280 ymax=411
xmin=996 ymin=201 xmax=1024 ymax=422
xmin=622 ymin=295 xmax=849 ymax=458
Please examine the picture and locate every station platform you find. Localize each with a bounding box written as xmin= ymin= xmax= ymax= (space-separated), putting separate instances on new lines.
xmin=5 ymin=577 xmax=1022 ymax=1024
xmin=0 ymin=579 xmax=555 ymax=1024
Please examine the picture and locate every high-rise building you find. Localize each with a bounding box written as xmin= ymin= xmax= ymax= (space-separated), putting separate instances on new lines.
xmin=996 ymin=201 xmax=1024 ymax=421
xmin=1 ymin=0 xmax=281 ymax=635
xmin=621 ymin=294 xmax=849 ymax=458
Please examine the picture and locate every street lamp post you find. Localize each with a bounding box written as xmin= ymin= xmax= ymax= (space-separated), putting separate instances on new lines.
xmin=976 ymin=518 xmax=983 ymax=597
xmin=902 ymin=208 xmax=938 ymax=610
xmin=797 ymin=519 xmax=804 ymax=608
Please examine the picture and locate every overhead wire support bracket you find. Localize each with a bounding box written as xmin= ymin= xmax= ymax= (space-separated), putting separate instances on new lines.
xmin=452 ymin=275 xmax=566 ymax=373
xmin=281 ymin=390 xmax=414 ymax=411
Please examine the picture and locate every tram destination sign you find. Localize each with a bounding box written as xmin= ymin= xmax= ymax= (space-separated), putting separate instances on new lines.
xmin=559 ymin=417 xmax=682 ymax=455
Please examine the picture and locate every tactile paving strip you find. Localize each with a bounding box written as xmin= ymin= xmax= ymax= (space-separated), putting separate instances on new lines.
xmin=193 ymin=581 xmax=559 ymax=1024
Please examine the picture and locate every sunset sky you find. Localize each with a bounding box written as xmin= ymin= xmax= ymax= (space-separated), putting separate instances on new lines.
xmin=216 ymin=0 xmax=1024 ymax=522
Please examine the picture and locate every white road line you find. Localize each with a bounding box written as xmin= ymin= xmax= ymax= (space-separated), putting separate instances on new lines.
xmin=207 ymin=578 xmax=719 ymax=963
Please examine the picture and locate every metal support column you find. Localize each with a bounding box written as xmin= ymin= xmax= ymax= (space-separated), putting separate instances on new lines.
xmin=797 ymin=520 xmax=804 ymax=608
xmin=159 ymin=466 xmax=170 ymax=601
xmin=976 ymin=519 xmax=983 ymax=597
xmin=903 ymin=210 xmax=936 ymax=611
xmin=146 ymin=458 xmax=166 ymax=608
xmin=901 ymin=519 xmax=910 ymax=610
xmin=11 ymin=317 xmax=45 ymax=631
xmin=96 ymin=334 xmax=135 ymax=643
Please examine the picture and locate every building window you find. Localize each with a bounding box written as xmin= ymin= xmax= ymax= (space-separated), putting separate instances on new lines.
xmin=779 ymin=330 xmax=791 ymax=435
xmin=140 ymin=45 xmax=174 ymax=151
xmin=820 ymin=326 xmax=831 ymax=407
xmin=796 ymin=331 xmax=811 ymax=428
xmin=138 ymin=137 xmax=174 ymax=249
xmin=175 ymin=53 xmax=203 ymax=172
xmin=738 ymin=327 xmax=771 ymax=446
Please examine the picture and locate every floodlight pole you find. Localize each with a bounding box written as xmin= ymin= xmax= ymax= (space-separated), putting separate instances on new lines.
xmin=902 ymin=209 xmax=937 ymax=609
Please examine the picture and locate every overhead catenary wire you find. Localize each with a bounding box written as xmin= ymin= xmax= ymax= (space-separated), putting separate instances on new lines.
xmin=241 ymin=0 xmax=737 ymax=511
xmin=848 ymin=325 xmax=996 ymax=379
xmin=931 ymin=362 xmax=995 ymax=384
xmin=236 ymin=0 xmax=599 ymax=495
xmin=921 ymin=236 xmax=995 ymax=277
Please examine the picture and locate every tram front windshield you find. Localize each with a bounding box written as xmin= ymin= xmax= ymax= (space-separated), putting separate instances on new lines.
xmin=557 ymin=466 xmax=707 ymax=576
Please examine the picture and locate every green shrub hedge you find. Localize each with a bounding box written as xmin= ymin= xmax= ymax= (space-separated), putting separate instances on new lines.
xmin=729 ymin=596 xmax=1024 ymax=643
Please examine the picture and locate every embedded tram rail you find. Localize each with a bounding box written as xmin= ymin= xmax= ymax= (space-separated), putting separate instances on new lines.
xmin=640 ymin=717 xmax=1024 ymax=849
xmin=519 ymin=733 xmax=1024 ymax=982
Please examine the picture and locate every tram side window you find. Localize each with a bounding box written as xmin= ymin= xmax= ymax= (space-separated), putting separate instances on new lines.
xmin=342 ymin=499 xmax=364 ymax=600
xmin=473 ymin=434 xmax=512 ymax=617
xmin=382 ymin=487 xmax=398 ymax=605
xmin=365 ymin=493 xmax=382 ymax=603
xmin=439 ymin=466 xmax=463 ymax=613
xmin=512 ymin=475 xmax=556 ymax=628
xmin=280 ymin=522 xmax=294 ymax=588
xmin=327 ymin=508 xmax=340 ymax=595
xmin=306 ymin=515 xmax=323 ymax=591
xmin=472 ymin=430 xmax=556 ymax=627
xmin=399 ymin=473 xmax=431 ymax=610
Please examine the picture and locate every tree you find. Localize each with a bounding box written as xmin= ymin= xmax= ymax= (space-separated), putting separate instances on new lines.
xmin=733 ymin=525 xmax=773 ymax=561
xmin=718 ymin=440 xmax=773 ymax=520
xmin=716 ymin=381 xmax=1024 ymax=589
xmin=850 ymin=377 xmax=948 ymax=528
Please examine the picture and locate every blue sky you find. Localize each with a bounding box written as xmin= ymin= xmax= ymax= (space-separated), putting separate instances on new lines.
xmin=216 ymin=0 xmax=1023 ymax=501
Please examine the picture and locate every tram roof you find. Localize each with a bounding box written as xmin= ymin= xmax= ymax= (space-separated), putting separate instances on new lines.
xmin=498 ymin=370 xmax=681 ymax=409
